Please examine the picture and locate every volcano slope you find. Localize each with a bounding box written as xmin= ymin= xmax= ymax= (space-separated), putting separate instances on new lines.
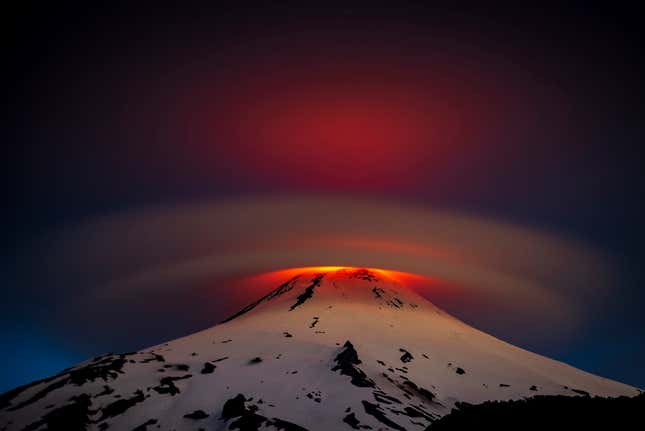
xmin=0 ymin=268 xmax=640 ymax=430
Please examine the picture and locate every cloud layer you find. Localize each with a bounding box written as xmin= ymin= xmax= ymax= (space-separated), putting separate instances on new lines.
xmin=25 ymin=196 xmax=614 ymax=346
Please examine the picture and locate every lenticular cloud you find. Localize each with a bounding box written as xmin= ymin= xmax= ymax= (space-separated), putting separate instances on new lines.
xmin=35 ymin=196 xmax=614 ymax=341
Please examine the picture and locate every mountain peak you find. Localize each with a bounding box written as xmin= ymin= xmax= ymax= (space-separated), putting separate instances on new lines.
xmin=0 ymin=267 xmax=638 ymax=431
xmin=222 ymin=267 xmax=427 ymax=323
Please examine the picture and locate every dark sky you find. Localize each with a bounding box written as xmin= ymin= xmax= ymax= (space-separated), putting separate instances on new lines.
xmin=4 ymin=3 xmax=644 ymax=393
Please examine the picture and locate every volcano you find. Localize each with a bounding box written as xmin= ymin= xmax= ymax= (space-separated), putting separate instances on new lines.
xmin=0 ymin=268 xmax=639 ymax=430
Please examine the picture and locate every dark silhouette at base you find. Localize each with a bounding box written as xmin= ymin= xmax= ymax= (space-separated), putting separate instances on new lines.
xmin=429 ymin=392 xmax=644 ymax=430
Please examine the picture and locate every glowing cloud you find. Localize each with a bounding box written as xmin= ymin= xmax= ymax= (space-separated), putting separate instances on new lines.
xmin=32 ymin=196 xmax=615 ymax=344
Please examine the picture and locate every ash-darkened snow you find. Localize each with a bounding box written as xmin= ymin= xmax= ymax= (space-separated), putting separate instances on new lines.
xmin=0 ymin=268 xmax=639 ymax=430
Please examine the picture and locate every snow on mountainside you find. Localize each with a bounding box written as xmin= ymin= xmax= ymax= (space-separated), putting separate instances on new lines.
xmin=0 ymin=268 xmax=639 ymax=431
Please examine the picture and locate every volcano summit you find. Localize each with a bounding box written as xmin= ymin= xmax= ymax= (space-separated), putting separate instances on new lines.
xmin=0 ymin=268 xmax=639 ymax=430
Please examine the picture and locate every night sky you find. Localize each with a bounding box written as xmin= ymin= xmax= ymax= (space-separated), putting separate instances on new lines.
xmin=4 ymin=3 xmax=644 ymax=393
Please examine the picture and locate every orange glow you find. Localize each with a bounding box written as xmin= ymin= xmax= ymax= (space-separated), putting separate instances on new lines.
xmin=255 ymin=265 xmax=412 ymax=281
xmin=222 ymin=265 xmax=454 ymax=310
xmin=232 ymin=265 xmax=433 ymax=291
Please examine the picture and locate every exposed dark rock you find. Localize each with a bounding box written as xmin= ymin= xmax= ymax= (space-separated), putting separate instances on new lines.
xmin=184 ymin=409 xmax=209 ymax=419
xmin=221 ymin=394 xmax=308 ymax=431
xmin=361 ymin=400 xmax=406 ymax=431
xmin=151 ymin=374 xmax=192 ymax=396
xmin=571 ymin=388 xmax=590 ymax=397
xmin=95 ymin=385 xmax=114 ymax=398
xmin=529 ymin=385 xmax=538 ymax=391
xmin=455 ymin=368 xmax=465 ymax=375
xmin=334 ymin=342 xmax=361 ymax=365
xmin=402 ymin=380 xmax=436 ymax=402
xmin=222 ymin=275 xmax=302 ymax=322
xmin=343 ymin=412 xmax=361 ymax=429
xmin=5 ymin=376 xmax=69 ymax=411
xmin=389 ymin=405 xmax=434 ymax=422
xmin=68 ymin=355 xmax=128 ymax=386
xmin=350 ymin=269 xmax=379 ymax=281
xmin=332 ymin=341 xmax=375 ymax=388
xmin=284 ymin=332 xmax=293 ymax=338
xmin=309 ymin=317 xmax=319 ymax=328
xmin=3 ymin=355 xmax=130 ymax=412
xmin=98 ymin=390 xmax=145 ymax=421
xmin=22 ymin=393 xmax=93 ymax=431
xmin=382 ymin=372 xmax=396 ymax=384
xmin=0 ymin=377 xmax=52 ymax=410
xmin=290 ymin=274 xmax=325 ymax=311
xmin=499 ymin=384 xmax=510 ymax=387
xmin=387 ymin=297 xmax=404 ymax=308
xmin=373 ymin=391 xmax=402 ymax=404
xmin=249 ymin=357 xmax=263 ymax=364
xmin=140 ymin=353 xmax=165 ymax=363
xmin=213 ymin=356 xmax=229 ymax=362
xmin=267 ymin=417 xmax=309 ymax=430
xmin=132 ymin=418 xmax=158 ymax=431
xmin=221 ymin=394 xmax=249 ymax=420
xmin=405 ymin=406 xmax=434 ymax=421
xmin=399 ymin=349 xmax=413 ymax=363
xmin=201 ymin=362 xmax=216 ymax=374
xmin=230 ymin=413 xmax=266 ymax=431
xmin=372 ymin=287 xmax=384 ymax=299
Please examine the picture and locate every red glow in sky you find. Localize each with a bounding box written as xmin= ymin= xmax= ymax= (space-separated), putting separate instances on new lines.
xmin=229 ymin=90 xmax=446 ymax=189
xmin=159 ymin=43 xmax=528 ymax=194
xmin=221 ymin=79 xmax=482 ymax=191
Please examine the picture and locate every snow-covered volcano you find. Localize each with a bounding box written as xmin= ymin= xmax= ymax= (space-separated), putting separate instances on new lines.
xmin=0 ymin=268 xmax=638 ymax=430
